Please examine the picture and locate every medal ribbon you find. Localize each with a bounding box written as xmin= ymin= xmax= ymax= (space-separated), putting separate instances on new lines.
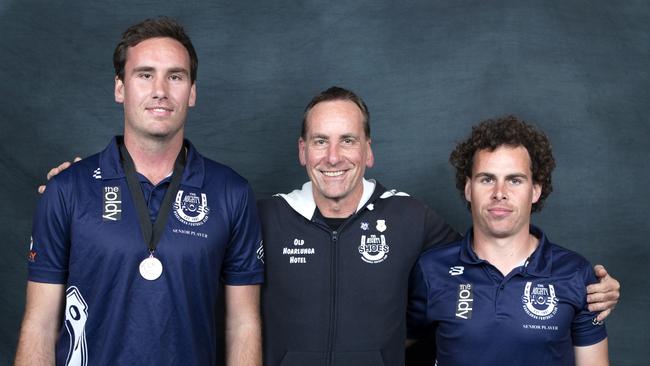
xmin=119 ymin=138 xmax=186 ymax=254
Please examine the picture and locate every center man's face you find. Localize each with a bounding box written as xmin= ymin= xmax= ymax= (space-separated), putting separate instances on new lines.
xmin=299 ymin=100 xmax=374 ymax=207
xmin=114 ymin=37 xmax=196 ymax=141
xmin=465 ymin=145 xmax=541 ymax=240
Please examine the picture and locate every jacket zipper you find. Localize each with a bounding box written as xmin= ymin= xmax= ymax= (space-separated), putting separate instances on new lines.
xmin=326 ymin=229 xmax=338 ymax=366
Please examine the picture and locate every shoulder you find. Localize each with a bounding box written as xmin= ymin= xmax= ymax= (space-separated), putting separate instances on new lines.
xmin=419 ymin=239 xmax=463 ymax=263
xmin=546 ymin=241 xmax=594 ymax=279
xmin=46 ymin=153 xmax=101 ymax=191
xmin=201 ymin=158 xmax=250 ymax=187
xmin=372 ymin=186 xmax=429 ymax=212
xmin=257 ymin=196 xmax=285 ymax=211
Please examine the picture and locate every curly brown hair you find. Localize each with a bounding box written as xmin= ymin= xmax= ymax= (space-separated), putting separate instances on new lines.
xmin=449 ymin=115 xmax=556 ymax=212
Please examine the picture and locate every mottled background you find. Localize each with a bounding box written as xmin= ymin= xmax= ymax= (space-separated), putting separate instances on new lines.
xmin=1 ymin=0 xmax=648 ymax=364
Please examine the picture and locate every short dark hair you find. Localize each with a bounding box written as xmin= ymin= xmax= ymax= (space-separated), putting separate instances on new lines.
xmin=113 ymin=17 xmax=198 ymax=83
xmin=301 ymin=86 xmax=370 ymax=139
xmin=449 ymin=115 xmax=556 ymax=212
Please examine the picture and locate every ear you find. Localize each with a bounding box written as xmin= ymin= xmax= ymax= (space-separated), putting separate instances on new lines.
xmin=188 ymin=83 xmax=197 ymax=107
xmin=464 ymin=177 xmax=472 ymax=203
xmin=114 ymin=76 xmax=124 ymax=103
xmin=365 ymin=139 xmax=374 ymax=168
xmin=532 ymin=183 xmax=542 ymax=204
xmin=298 ymin=137 xmax=307 ymax=166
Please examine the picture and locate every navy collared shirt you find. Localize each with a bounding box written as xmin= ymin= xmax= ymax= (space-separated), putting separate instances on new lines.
xmin=407 ymin=226 xmax=606 ymax=365
xmin=29 ymin=137 xmax=264 ymax=366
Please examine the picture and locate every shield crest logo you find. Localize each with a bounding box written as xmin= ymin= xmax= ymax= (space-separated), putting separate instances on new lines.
xmin=376 ymin=219 xmax=387 ymax=232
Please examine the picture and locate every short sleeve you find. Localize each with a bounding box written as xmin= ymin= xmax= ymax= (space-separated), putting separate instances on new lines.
xmin=571 ymin=262 xmax=608 ymax=346
xmin=28 ymin=177 xmax=71 ymax=284
xmin=221 ymin=183 xmax=264 ymax=285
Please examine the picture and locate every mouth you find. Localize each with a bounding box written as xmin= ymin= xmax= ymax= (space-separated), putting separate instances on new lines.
xmin=146 ymin=106 xmax=174 ymax=116
xmin=487 ymin=207 xmax=513 ymax=217
xmin=322 ymin=170 xmax=345 ymax=177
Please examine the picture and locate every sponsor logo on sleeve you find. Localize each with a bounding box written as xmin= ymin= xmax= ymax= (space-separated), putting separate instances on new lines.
xmin=27 ymin=236 xmax=36 ymax=262
xmin=256 ymin=241 xmax=264 ymax=263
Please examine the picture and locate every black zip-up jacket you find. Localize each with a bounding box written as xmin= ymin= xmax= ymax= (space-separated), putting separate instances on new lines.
xmin=259 ymin=180 xmax=459 ymax=366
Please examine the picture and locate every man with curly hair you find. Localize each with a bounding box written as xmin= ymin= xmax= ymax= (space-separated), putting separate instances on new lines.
xmin=407 ymin=116 xmax=609 ymax=365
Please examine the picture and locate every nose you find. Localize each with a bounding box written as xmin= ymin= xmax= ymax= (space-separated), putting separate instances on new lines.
xmin=326 ymin=143 xmax=341 ymax=165
xmin=492 ymin=181 xmax=507 ymax=201
xmin=152 ymin=77 xmax=168 ymax=100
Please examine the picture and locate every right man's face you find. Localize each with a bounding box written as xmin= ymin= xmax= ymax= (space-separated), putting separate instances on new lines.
xmin=299 ymin=100 xmax=374 ymax=208
xmin=464 ymin=145 xmax=541 ymax=240
xmin=114 ymin=37 xmax=196 ymax=141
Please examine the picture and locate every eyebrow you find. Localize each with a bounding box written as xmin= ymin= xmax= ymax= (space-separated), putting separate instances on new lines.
xmin=131 ymin=66 xmax=190 ymax=75
xmin=474 ymin=172 xmax=529 ymax=180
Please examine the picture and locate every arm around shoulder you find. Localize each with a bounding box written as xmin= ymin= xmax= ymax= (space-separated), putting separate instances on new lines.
xmin=14 ymin=281 xmax=65 ymax=366
xmin=224 ymin=284 xmax=262 ymax=366
xmin=575 ymin=338 xmax=609 ymax=366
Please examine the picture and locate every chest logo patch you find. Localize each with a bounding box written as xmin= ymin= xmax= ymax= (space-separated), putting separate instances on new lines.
xmin=358 ymin=234 xmax=389 ymax=263
xmin=456 ymin=283 xmax=473 ymax=319
xmin=522 ymin=282 xmax=559 ymax=320
xmin=174 ymin=190 xmax=210 ymax=226
xmin=376 ymin=219 xmax=387 ymax=232
xmin=102 ymin=186 xmax=122 ymax=221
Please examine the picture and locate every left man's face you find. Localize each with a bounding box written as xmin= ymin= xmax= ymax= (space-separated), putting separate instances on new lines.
xmin=299 ymin=100 xmax=374 ymax=208
xmin=115 ymin=37 xmax=196 ymax=141
xmin=465 ymin=145 xmax=541 ymax=239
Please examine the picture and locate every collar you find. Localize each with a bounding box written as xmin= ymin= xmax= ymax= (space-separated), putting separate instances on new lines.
xmin=98 ymin=136 xmax=205 ymax=188
xmin=275 ymin=178 xmax=378 ymax=220
xmin=459 ymin=225 xmax=552 ymax=277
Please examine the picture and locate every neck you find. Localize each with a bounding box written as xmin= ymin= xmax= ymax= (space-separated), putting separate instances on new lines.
xmin=472 ymin=227 xmax=538 ymax=276
xmin=123 ymin=133 xmax=184 ymax=185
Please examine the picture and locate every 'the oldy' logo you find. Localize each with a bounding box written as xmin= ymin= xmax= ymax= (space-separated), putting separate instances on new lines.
xmin=174 ymin=190 xmax=209 ymax=226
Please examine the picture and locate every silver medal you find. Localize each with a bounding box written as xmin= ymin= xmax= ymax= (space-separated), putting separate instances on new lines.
xmin=139 ymin=254 xmax=163 ymax=280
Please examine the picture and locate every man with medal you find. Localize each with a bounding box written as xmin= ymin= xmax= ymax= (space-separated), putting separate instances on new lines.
xmin=14 ymin=18 xmax=263 ymax=366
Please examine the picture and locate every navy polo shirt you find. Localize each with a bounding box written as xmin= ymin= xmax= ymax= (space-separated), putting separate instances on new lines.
xmin=28 ymin=137 xmax=264 ymax=366
xmin=407 ymin=226 xmax=606 ymax=366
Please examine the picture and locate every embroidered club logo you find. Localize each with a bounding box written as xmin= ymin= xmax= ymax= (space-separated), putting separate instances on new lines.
xmin=174 ymin=190 xmax=209 ymax=226
xmin=360 ymin=222 xmax=369 ymax=231
xmin=358 ymin=234 xmax=389 ymax=263
xmin=376 ymin=219 xmax=387 ymax=232
xmin=522 ymin=282 xmax=559 ymax=320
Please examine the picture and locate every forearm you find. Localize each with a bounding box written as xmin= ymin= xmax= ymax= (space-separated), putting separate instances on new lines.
xmin=224 ymin=284 xmax=262 ymax=366
xmin=226 ymin=315 xmax=262 ymax=366
xmin=575 ymin=338 xmax=609 ymax=366
xmin=14 ymin=282 xmax=65 ymax=366
xmin=14 ymin=321 xmax=58 ymax=366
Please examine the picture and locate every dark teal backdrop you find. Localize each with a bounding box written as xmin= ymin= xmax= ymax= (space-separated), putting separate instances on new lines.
xmin=1 ymin=1 xmax=648 ymax=364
